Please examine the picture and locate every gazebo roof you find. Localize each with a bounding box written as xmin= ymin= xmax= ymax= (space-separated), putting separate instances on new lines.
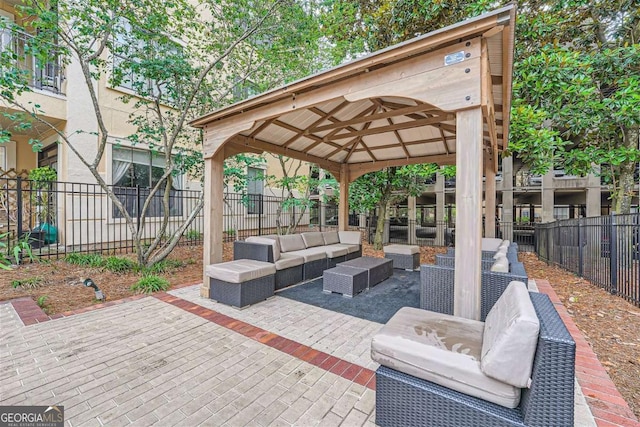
xmin=191 ymin=5 xmax=515 ymax=179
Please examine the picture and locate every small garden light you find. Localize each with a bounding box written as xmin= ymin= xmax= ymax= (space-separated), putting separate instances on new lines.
xmin=83 ymin=278 xmax=105 ymax=302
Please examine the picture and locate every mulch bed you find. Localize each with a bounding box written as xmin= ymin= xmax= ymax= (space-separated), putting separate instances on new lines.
xmin=1 ymin=243 xmax=638 ymax=417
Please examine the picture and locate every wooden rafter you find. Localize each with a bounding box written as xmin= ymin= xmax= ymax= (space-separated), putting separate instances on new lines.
xmin=350 ymin=136 xmax=453 ymax=152
xmin=343 ymin=121 xmax=373 ymax=162
xmin=282 ymin=100 xmax=350 ymax=148
xmin=310 ymin=103 xmax=439 ymax=133
xmin=248 ymin=118 xmax=276 ymax=138
xmin=326 ymin=114 xmax=454 ymax=141
xmin=481 ymin=39 xmax=499 ymax=172
xmin=302 ymin=104 xmax=377 ymax=154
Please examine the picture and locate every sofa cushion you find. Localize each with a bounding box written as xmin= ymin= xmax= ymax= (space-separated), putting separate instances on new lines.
xmin=481 ymin=281 xmax=540 ymax=388
xmin=383 ymin=244 xmax=420 ymax=255
xmin=205 ymin=259 xmax=275 ymax=283
xmin=337 ymin=243 xmax=360 ymax=254
xmin=279 ymin=234 xmax=306 ymax=253
xmin=301 ymin=232 xmax=325 ymax=248
xmin=490 ymin=257 xmax=509 ymax=273
xmin=289 ymin=247 xmax=327 ymax=262
xmin=481 ymin=238 xmax=503 ymax=252
xmin=323 ymin=244 xmax=349 ymax=258
xmin=246 ymin=236 xmax=280 ymax=261
xmin=322 ymin=231 xmax=340 ymax=245
xmin=372 ymin=307 xmax=520 ymax=408
xmin=274 ymin=253 xmax=304 ymax=270
xmin=338 ymin=231 xmax=361 ymax=245
xmin=499 ymin=240 xmax=511 ymax=250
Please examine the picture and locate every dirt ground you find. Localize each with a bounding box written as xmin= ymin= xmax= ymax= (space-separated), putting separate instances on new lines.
xmin=1 ymin=244 xmax=638 ymax=417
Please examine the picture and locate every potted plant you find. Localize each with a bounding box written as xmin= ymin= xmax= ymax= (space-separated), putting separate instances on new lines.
xmin=24 ymin=166 xmax=58 ymax=248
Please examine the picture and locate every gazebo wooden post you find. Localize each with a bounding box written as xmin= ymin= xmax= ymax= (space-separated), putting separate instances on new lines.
xmin=454 ymin=107 xmax=484 ymax=320
xmin=485 ymin=162 xmax=497 ymax=238
xmin=201 ymin=150 xmax=225 ymax=298
xmin=338 ymin=164 xmax=349 ymax=231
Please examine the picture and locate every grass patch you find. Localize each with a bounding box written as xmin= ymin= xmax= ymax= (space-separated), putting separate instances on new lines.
xmin=36 ymin=295 xmax=50 ymax=314
xmin=103 ymin=256 xmax=136 ymax=274
xmin=11 ymin=277 xmax=45 ymax=289
xmin=145 ymin=259 xmax=185 ymax=274
xmin=65 ymin=253 xmax=104 ymax=268
xmin=130 ymin=275 xmax=170 ymax=294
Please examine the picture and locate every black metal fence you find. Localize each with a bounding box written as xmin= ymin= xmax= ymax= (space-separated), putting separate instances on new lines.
xmin=535 ymin=213 xmax=640 ymax=307
xmin=0 ymin=177 xmax=349 ymax=260
xmin=0 ymin=177 xmax=205 ymax=260
xmin=370 ymin=218 xmax=534 ymax=251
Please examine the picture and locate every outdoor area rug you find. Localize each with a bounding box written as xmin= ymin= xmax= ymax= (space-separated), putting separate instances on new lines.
xmin=277 ymin=270 xmax=420 ymax=324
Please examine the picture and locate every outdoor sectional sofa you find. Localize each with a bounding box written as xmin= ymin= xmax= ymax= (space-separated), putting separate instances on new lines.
xmin=372 ymin=281 xmax=576 ymax=427
xmin=233 ymin=230 xmax=362 ymax=290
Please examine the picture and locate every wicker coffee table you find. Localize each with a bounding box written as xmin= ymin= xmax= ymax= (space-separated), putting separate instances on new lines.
xmin=339 ymin=256 xmax=393 ymax=288
xmin=322 ymin=266 xmax=368 ymax=297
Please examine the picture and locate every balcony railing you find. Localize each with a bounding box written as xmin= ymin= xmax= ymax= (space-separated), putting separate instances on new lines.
xmin=0 ymin=28 xmax=65 ymax=95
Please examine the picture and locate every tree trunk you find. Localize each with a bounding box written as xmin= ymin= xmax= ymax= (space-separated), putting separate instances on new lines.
xmin=373 ymin=197 xmax=390 ymax=250
xmin=613 ymin=127 xmax=638 ymax=214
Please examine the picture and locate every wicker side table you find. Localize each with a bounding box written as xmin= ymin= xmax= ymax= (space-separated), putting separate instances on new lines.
xmin=323 ymin=266 xmax=368 ymax=297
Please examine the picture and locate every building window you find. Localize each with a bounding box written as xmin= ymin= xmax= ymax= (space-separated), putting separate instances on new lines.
xmin=246 ymin=166 xmax=264 ymax=215
xmin=112 ymin=146 xmax=183 ymax=218
xmin=111 ymin=18 xmax=178 ymax=103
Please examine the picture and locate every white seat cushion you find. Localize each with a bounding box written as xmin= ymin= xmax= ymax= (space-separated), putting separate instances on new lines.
xmin=372 ymin=307 xmax=520 ymax=408
xmin=323 ymin=244 xmax=349 ymax=258
xmin=338 ymin=231 xmax=361 ymax=245
xmin=322 ymin=231 xmax=340 ymax=245
xmin=301 ymin=232 xmax=325 ymax=248
xmin=493 ymin=248 xmax=508 ymax=260
xmin=336 ymin=243 xmax=360 ymax=254
xmin=481 ymin=281 xmax=540 ymax=388
xmin=490 ymin=257 xmax=509 ymax=272
xmin=274 ymin=253 xmax=304 ymax=270
xmin=246 ymin=236 xmax=280 ymax=261
xmin=288 ymin=247 xmax=327 ymax=262
xmin=481 ymin=238 xmax=503 ymax=252
xmin=383 ymin=244 xmax=420 ymax=255
xmin=205 ymin=259 xmax=275 ymax=283
xmin=279 ymin=234 xmax=306 ymax=252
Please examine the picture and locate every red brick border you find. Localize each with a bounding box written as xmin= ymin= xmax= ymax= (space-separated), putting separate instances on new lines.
xmin=536 ymin=279 xmax=639 ymax=427
xmin=153 ymin=292 xmax=376 ymax=390
xmin=4 ymin=282 xmax=201 ymax=326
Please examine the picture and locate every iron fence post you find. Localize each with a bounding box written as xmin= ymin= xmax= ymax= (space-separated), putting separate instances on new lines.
xmin=136 ymin=185 xmax=141 ymax=233
xmin=610 ymin=213 xmax=618 ymax=295
xmin=258 ymin=194 xmax=263 ymax=236
xmin=578 ymin=218 xmax=584 ymax=277
xmin=16 ymin=177 xmax=23 ymax=238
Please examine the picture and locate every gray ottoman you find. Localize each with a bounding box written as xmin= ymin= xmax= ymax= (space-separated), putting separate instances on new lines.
xmin=205 ymin=259 xmax=275 ymax=308
xmin=323 ymin=266 xmax=368 ymax=297
xmin=383 ymin=244 xmax=420 ymax=270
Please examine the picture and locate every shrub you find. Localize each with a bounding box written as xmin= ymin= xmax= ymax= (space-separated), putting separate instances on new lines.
xmin=11 ymin=277 xmax=44 ymax=289
xmin=130 ymin=275 xmax=170 ymax=294
xmin=65 ymin=253 xmax=104 ymax=267
xmin=146 ymin=259 xmax=185 ymax=274
xmin=103 ymin=256 xmax=135 ymax=274
xmin=185 ymin=229 xmax=201 ymax=240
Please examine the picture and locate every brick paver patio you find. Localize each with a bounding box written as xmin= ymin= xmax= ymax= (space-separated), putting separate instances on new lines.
xmin=1 ymin=279 xmax=637 ymax=426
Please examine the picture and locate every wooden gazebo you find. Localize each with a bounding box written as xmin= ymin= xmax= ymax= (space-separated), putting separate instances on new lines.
xmin=190 ymin=5 xmax=516 ymax=320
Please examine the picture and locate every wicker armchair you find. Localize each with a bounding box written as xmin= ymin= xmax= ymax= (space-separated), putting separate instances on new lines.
xmin=375 ymin=292 xmax=576 ymax=427
xmin=420 ymin=261 xmax=528 ymax=321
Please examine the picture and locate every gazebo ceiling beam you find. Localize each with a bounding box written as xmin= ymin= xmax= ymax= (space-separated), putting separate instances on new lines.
xmin=481 ymin=39 xmax=499 ymax=172
xmin=343 ymin=121 xmax=373 ymax=162
xmin=230 ymin=134 xmax=342 ymax=177
xmin=327 ymin=114 xmax=454 ymax=141
xmin=310 ymin=103 xmax=439 ymax=133
xmin=351 ymin=136 xmax=453 ymax=152
xmin=303 ymin=105 xmax=378 ymax=154
xmin=349 ymin=154 xmax=456 ymax=180
xmin=282 ymin=100 xmax=351 ymax=148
